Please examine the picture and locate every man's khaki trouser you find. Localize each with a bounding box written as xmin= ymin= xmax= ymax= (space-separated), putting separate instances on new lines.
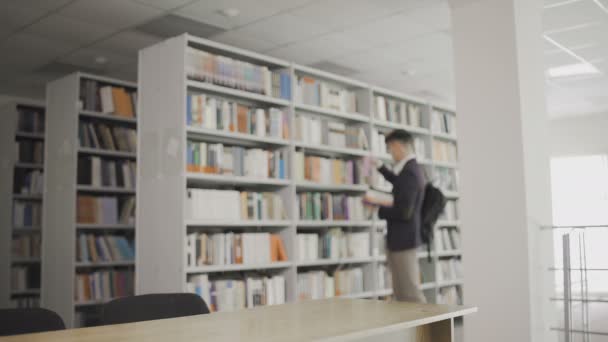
xmin=387 ymin=248 xmax=427 ymax=303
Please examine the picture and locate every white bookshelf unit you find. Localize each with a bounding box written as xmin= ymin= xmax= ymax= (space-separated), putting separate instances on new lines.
xmin=0 ymin=101 xmax=45 ymax=309
xmin=137 ymin=34 xmax=462 ymax=309
xmin=42 ymin=73 xmax=138 ymax=327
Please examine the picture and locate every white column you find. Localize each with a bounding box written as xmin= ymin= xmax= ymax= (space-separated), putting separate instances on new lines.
xmin=449 ymin=0 xmax=554 ymax=341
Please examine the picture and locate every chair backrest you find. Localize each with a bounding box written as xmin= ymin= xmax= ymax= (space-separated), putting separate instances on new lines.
xmin=101 ymin=293 xmax=210 ymax=325
xmin=0 ymin=308 xmax=65 ymax=336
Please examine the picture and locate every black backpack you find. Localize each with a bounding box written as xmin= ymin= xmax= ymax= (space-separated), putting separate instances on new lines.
xmin=421 ymin=183 xmax=446 ymax=261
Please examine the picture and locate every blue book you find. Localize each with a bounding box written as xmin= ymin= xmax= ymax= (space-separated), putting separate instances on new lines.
xmin=116 ymin=237 xmax=134 ymax=260
xmin=186 ymin=94 xmax=192 ymax=126
xmin=24 ymin=204 xmax=32 ymax=227
xmin=94 ymin=237 xmax=107 ymax=261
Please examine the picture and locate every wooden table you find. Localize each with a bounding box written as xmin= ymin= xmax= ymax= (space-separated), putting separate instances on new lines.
xmin=1 ymin=299 xmax=476 ymax=342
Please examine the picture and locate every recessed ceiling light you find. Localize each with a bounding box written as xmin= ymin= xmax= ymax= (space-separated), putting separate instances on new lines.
xmin=95 ymin=56 xmax=107 ymax=64
xmin=547 ymin=63 xmax=600 ymax=78
xmin=219 ymin=8 xmax=240 ymax=18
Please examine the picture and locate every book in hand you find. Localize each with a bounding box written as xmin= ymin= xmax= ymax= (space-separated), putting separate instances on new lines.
xmin=186 ymin=141 xmax=286 ymax=179
xmin=185 ymin=189 xmax=286 ymax=222
xmin=185 ymin=232 xmax=287 ymax=267
xmin=75 ymin=270 xmax=134 ymax=302
xmin=185 ymin=47 xmax=291 ymax=99
xmin=297 ymin=229 xmax=370 ymax=261
xmin=76 ymin=234 xmax=135 ymax=263
xmin=186 ymin=274 xmax=285 ymax=312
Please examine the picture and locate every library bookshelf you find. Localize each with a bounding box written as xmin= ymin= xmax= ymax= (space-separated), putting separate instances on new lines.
xmin=0 ymin=100 xmax=45 ymax=309
xmin=137 ymin=34 xmax=462 ymax=310
xmin=42 ymin=73 xmax=137 ymax=328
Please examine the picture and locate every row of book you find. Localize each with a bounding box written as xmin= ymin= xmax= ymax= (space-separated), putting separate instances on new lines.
xmin=11 ymin=265 xmax=40 ymax=291
xmin=185 ymin=189 xmax=286 ymax=222
xmin=294 ymin=115 xmax=368 ymax=150
xmin=16 ymin=141 xmax=44 ymax=164
xmin=186 ymin=141 xmax=286 ymax=179
xmin=434 ymin=168 xmax=458 ymax=193
xmin=297 ymin=193 xmax=367 ymax=221
xmin=185 ymin=232 xmax=287 ymax=267
xmin=80 ymin=79 xmax=137 ymax=116
xmin=14 ymin=170 xmax=43 ymax=195
xmin=10 ymin=297 xmax=39 ymax=309
xmin=17 ymin=106 xmax=45 ymax=133
xmin=294 ymin=153 xmax=364 ymax=185
xmin=438 ymin=285 xmax=462 ymax=305
xmin=187 ymin=274 xmax=286 ymax=312
xmin=295 ymin=77 xmax=358 ymax=113
xmin=297 ymin=230 xmax=370 ymax=261
xmin=79 ymin=122 xmax=137 ymax=153
xmin=186 ymin=94 xmax=289 ymax=139
xmin=432 ymin=140 xmax=457 ymax=163
xmin=438 ymin=228 xmax=461 ymax=251
xmin=76 ymin=234 xmax=135 ymax=263
xmin=77 ymin=157 xmax=136 ymax=189
xmin=297 ymin=267 xmax=365 ymax=300
xmin=185 ymin=47 xmax=291 ymax=99
xmin=442 ymin=200 xmax=459 ymax=221
xmin=13 ymin=202 xmax=41 ymax=227
xmin=371 ymin=130 xmax=427 ymax=158
xmin=76 ymin=196 xmax=135 ymax=225
xmin=432 ymin=110 xmax=456 ymax=136
xmin=377 ymin=263 xmax=392 ymax=291
xmin=12 ymin=235 xmax=41 ymax=258
xmin=74 ymin=270 xmax=134 ymax=303
xmin=437 ymin=259 xmax=463 ymax=281
xmin=374 ymin=96 xmax=423 ymax=128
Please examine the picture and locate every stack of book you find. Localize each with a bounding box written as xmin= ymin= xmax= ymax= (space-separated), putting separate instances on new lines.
xmin=297 ymin=267 xmax=365 ymax=300
xmin=16 ymin=141 xmax=44 ymax=164
xmin=12 ymin=202 xmax=41 ymax=227
xmin=78 ymin=122 xmax=137 ymax=153
xmin=186 ymin=94 xmax=289 ymax=139
xmin=297 ymin=193 xmax=366 ymax=221
xmin=294 ymin=115 xmax=368 ymax=150
xmin=432 ymin=140 xmax=457 ymax=163
xmin=438 ymin=286 xmax=462 ymax=305
xmin=295 ymin=77 xmax=358 ymax=113
xmin=296 ymin=229 xmax=370 ymax=261
xmin=74 ymin=270 xmax=134 ymax=303
xmin=185 ymin=47 xmax=291 ymax=99
xmin=11 ymin=265 xmax=40 ymax=291
xmin=80 ymin=79 xmax=137 ymax=116
xmin=377 ymin=263 xmax=392 ymax=291
xmin=294 ymin=153 xmax=363 ymax=185
xmin=438 ymin=229 xmax=460 ymax=251
xmin=186 ymin=141 xmax=286 ymax=179
xmin=432 ymin=110 xmax=456 ymax=136
xmin=185 ymin=232 xmax=287 ymax=267
xmin=374 ymin=96 xmax=422 ymax=128
xmin=76 ymin=196 xmax=136 ymax=225
xmin=437 ymin=259 xmax=463 ymax=281
xmin=77 ymin=157 xmax=136 ymax=189
xmin=185 ymin=189 xmax=286 ymax=222
xmin=17 ymin=106 xmax=45 ymax=133
xmin=371 ymin=130 xmax=427 ymax=158
xmin=187 ymin=274 xmax=286 ymax=312
xmin=434 ymin=168 xmax=459 ymax=192
xmin=11 ymin=235 xmax=41 ymax=258
xmin=14 ymin=170 xmax=43 ymax=194
xmin=76 ymin=234 xmax=135 ymax=262
xmin=442 ymin=200 xmax=459 ymax=221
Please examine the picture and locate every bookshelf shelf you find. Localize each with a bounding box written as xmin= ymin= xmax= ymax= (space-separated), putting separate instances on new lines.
xmin=187 ymin=80 xmax=290 ymax=107
xmin=295 ymin=181 xmax=368 ymax=193
xmin=11 ymin=289 xmax=41 ymax=296
xmin=186 ymin=261 xmax=293 ymax=274
xmin=437 ymin=279 xmax=464 ymax=287
xmin=80 ymin=110 xmax=137 ymax=124
xmin=373 ymin=120 xmax=429 ymax=135
xmin=296 ymin=257 xmax=374 ymax=267
xmin=74 ymin=299 xmax=115 ymax=307
xmin=421 ymin=282 xmax=437 ymax=291
xmin=76 ymin=223 xmax=135 ymax=230
xmin=433 ymin=161 xmax=458 ymax=169
xmin=375 ymin=288 xmax=393 ymax=297
xmin=436 ymin=250 xmax=462 ymax=257
xmin=187 ymin=127 xmax=289 ymax=147
xmin=12 ymin=193 xmax=43 ymax=200
xmin=294 ymin=103 xmax=369 ymax=123
xmin=12 ymin=227 xmax=41 ymax=234
xmin=11 ymin=258 xmax=41 ymax=264
xmin=75 ymin=260 xmax=135 ymax=268
xmin=432 ymin=132 xmax=458 ymax=142
xmin=443 ymin=191 xmax=460 ymax=199
xmin=341 ymin=291 xmax=376 ymax=299
xmin=78 ymin=148 xmax=136 ymax=159
xmin=436 ymin=220 xmax=460 ymax=227
xmin=294 ymin=64 xmax=368 ymax=89
xmin=187 ymin=173 xmax=290 ymax=187
xmin=76 ymin=185 xmax=136 ymax=194
xmin=14 ymin=163 xmax=43 ymax=170
xmin=296 ymin=220 xmax=373 ymax=228
xmin=185 ymin=220 xmax=291 ymax=228
xmin=15 ymin=131 xmax=45 ymax=140
xmin=295 ymin=142 xmax=368 ymax=157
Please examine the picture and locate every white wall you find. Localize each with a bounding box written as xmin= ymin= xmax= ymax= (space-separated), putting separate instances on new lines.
xmin=549 ymin=112 xmax=608 ymax=157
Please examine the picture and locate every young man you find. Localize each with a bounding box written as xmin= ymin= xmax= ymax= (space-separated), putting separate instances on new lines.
xmin=372 ymin=129 xmax=426 ymax=303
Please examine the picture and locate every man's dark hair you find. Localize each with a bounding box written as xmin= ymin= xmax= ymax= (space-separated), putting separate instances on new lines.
xmin=385 ymin=129 xmax=413 ymax=145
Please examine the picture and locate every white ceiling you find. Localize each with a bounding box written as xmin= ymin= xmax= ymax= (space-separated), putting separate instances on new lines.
xmin=0 ymin=0 xmax=605 ymax=117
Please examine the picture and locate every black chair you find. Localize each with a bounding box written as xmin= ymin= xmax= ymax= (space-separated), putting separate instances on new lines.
xmin=101 ymin=293 xmax=210 ymax=325
xmin=0 ymin=308 xmax=65 ymax=336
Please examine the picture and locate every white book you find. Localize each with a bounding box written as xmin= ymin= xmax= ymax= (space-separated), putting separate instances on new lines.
xmin=205 ymin=97 xmax=217 ymax=129
xmin=99 ymin=86 xmax=114 ymax=114
xmin=376 ymin=96 xmax=386 ymax=121
xmin=255 ymin=109 xmax=265 ymax=137
xmin=91 ymin=157 xmax=101 ymax=187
